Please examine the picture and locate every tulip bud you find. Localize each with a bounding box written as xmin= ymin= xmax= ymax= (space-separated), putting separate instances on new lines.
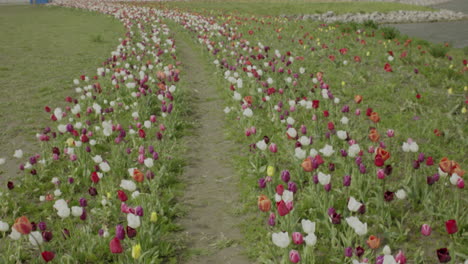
xmin=289 ymin=250 xmax=301 ymax=263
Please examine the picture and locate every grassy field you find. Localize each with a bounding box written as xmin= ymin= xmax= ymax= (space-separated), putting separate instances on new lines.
xmin=161 ymin=1 xmax=434 ymax=15
xmin=0 ymin=5 xmax=123 ymax=175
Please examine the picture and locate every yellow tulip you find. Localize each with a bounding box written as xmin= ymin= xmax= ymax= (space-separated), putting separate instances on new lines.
xmin=132 ymin=244 xmax=141 ymax=259
xmin=66 ymin=138 xmax=75 ymax=147
xmin=462 ymin=107 xmax=467 ymax=114
xmin=150 ymin=212 xmax=158 ymax=222
xmin=449 ymin=64 xmax=453 ymax=69
xmin=464 ymin=86 xmax=467 ymax=91
xmin=107 ymin=192 xmax=111 ymax=199
xmin=448 ymin=88 xmax=453 ymax=95
xmin=366 ymin=51 xmax=370 ymax=56
xmin=341 ymin=81 xmax=346 ymax=86
xmin=267 ymin=166 xmax=275 ymax=177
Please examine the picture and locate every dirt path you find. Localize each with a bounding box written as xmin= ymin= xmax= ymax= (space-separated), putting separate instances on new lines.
xmin=176 ymin=35 xmax=251 ymax=264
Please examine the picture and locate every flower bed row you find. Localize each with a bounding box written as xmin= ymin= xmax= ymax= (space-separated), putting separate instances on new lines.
xmin=0 ymin=2 xmax=189 ymax=263
xmin=154 ymin=7 xmax=467 ymax=264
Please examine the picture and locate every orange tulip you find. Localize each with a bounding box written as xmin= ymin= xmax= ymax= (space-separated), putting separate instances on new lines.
xmin=369 ymin=128 xmax=380 ymax=142
xmin=439 ymin=157 xmax=453 ymax=174
xmin=133 ymin=169 xmax=144 ymax=182
xmin=452 ymin=162 xmax=465 ymax=177
xmin=301 ymin=158 xmax=313 ymax=172
xmin=354 ymin=95 xmax=363 ymax=104
xmin=244 ymin=96 xmax=253 ymax=105
xmin=376 ymin=148 xmax=390 ymax=162
xmin=13 ymin=216 xmax=32 ymax=235
xmin=366 ymin=235 xmax=381 ymax=249
xmin=258 ymin=195 xmax=271 ymax=212
xmin=370 ymin=112 xmax=380 ymax=123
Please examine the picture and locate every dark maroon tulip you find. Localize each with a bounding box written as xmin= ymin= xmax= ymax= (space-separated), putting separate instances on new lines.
xmin=7 ymin=181 xmax=14 ymax=190
xmin=38 ymin=222 xmax=47 ymax=231
xmin=126 ymin=226 xmax=137 ymax=238
xmin=355 ymin=246 xmax=365 ymax=258
xmin=88 ymin=187 xmax=98 ymax=196
xmin=384 ymin=191 xmax=394 ymax=202
xmin=42 ymin=231 xmax=53 ymax=242
xmin=436 ymin=248 xmax=451 ymax=263
xmin=358 ymin=204 xmax=366 ymax=214
xmin=330 ymin=212 xmax=341 ymax=224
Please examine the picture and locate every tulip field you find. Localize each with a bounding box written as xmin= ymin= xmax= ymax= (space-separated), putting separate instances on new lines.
xmin=0 ymin=0 xmax=467 ymax=263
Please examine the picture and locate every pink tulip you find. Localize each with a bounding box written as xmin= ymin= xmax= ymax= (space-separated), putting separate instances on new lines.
xmin=292 ymin=232 xmax=303 ymax=245
xmin=421 ymin=224 xmax=431 ymax=236
xmin=289 ymin=250 xmax=301 ymax=263
xmin=269 ymin=143 xmax=278 ymax=153
xmin=377 ymin=169 xmax=386 ymax=180
xmin=457 ymin=178 xmax=464 ymax=189
xmin=395 ymin=250 xmax=407 ymax=264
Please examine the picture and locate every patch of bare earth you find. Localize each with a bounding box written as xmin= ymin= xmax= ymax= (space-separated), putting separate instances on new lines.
xmin=176 ymin=36 xmax=251 ymax=264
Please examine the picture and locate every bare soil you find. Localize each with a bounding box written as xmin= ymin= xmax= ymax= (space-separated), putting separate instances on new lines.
xmin=176 ymin=36 xmax=251 ymax=264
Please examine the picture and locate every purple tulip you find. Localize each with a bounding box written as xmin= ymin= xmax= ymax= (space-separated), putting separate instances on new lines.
xmin=288 ymin=181 xmax=297 ymax=193
xmin=343 ymin=175 xmax=351 ymax=187
xmin=79 ymin=198 xmax=88 ymax=207
xmin=116 ymin=224 xmax=125 ymax=240
xmin=135 ymin=206 xmax=144 ymax=217
xmin=344 ymin=247 xmax=353 ymax=257
xmin=258 ymin=178 xmax=267 ymax=189
xmin=281 ymin=170 xmax=290 ymax=183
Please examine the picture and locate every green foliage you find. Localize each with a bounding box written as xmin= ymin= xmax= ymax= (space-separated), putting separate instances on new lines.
xmin=380 ymin=26 xmax=400 ymax=40
xmin=363 ymin=19 xmax=379 ymax=29
xmin=429 ymin=44 xmax=449 ymax=58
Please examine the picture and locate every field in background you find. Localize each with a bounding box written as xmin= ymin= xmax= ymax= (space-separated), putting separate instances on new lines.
xmin=0 ymin=5 xmax=123 ymax=175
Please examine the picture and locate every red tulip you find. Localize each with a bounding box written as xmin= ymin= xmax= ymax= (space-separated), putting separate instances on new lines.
xmin=117 ymin=190 xmax=128 ymax=202
xmin=277 ymin=200 xmax=290 ymax=216
xmin=445 ymin=219 xmax=458 ymax=234
xmin=13 ymin=216 xmax=32 ymax=235
xmin=109 ymin=237 xmax=123 ymax=254
xmin=384 ymin=63 xmax=393 ymax=72
xmin=374 ymin=154 xmax=384 ymax=167
xmin=41 ymin=251 xmax=55 ymax=262
xmin=90 ymin=172 xmax=100 ymax=184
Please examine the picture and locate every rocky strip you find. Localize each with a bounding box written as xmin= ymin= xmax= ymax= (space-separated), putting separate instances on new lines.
xmin=352 ymin=0 xmax=454 ymax=6
xmin=285 ymin=9 xmax=466 ymax=24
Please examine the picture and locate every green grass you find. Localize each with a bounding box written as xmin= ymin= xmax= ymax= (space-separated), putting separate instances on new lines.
xmin=0 ymin=5 xmax=123 ymax=152
xmin=159 ymin=1 xmax=434 ymax=16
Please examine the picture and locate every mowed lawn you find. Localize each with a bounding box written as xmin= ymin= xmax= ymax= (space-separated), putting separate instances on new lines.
xmin=0 ymin=5 xmax=123 ymax=176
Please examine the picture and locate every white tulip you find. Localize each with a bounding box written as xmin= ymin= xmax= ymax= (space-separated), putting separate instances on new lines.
xmin=395 ymin=189 xmax=407 ymax=200
xmin=29 ymin=231 xmax=44 ymax=246
xmin=282 ymin=190 xmax=294 ymax=202
xmin=347 ymin=197 xmax=362 ymax=212
xmin=120 ymin=180 xmax=137 ymax=192
xmin=92 ymin=155 xmax=103 ymax=163
xmin=256 ymin=140 xmax=267 ymax=151
xmin=346 ymin=216 xmax=367 ymax=236
xmin=99 ymin=162 xmax=111 ymax=172
xmin=337 ymin=130 xmax=347 ymax=140
xmin=144 ymin=158 xmax=154 ymax=168
xmin=304 ymin=233 xmax=317 ymax=246
xmin=318 ymin=172 xmax=331 ymax=185
xmin=13 ymin=149 xmax=23 ymax=159
xmin=299 ymin=136 xmax=310 ymax=146
xmin=301 ymin=219 xmax=315 ymax=234
xmin=319 ymin=144 xmax=334 ymax=157
xmin=295 ymin=148 xmax=306 ymax=159
xmin=272 ymin=232 xmax=290 ymax=248
xmin=0 ymin=221 xmax=9 ymax=232
xmin=9 ymin=228 xmax=21 ymax=240
xmin=71 ymin=206 xmax=83 ymax=217
xmin=127 ymin=213 xmax=141 ymax=229
xmin=243 ymin=108 xmax=253 ymax=117
xmin=286 ymin=128 xmax=297 ymax=138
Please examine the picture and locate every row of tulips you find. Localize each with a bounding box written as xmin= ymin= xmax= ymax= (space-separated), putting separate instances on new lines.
xmin=151 ymin=6 xmax=466 ymax=264
xmin=1 ymin=2 xmax=189 ymax=263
